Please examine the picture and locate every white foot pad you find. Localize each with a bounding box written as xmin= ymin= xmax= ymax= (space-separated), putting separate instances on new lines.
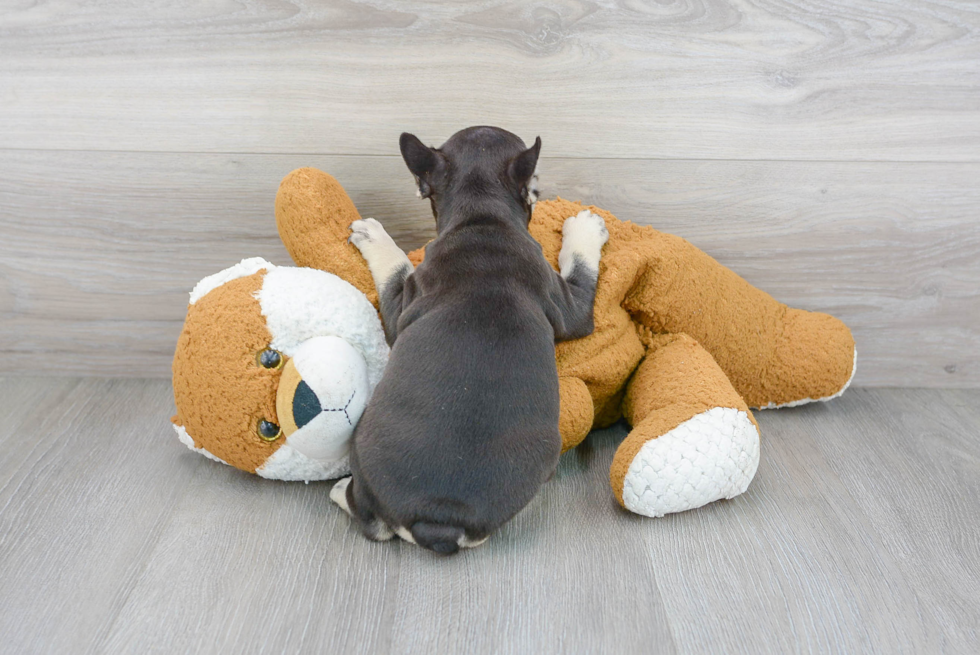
xmin=621 ymin=407 xmax=761 ymax=518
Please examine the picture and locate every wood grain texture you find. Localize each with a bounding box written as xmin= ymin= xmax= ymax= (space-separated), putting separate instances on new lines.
xmin=100 ymin=421 xmax=677 ymax=654
xmin=805 ymin=387 xmax=980 ymax=650
xmin=2 ymin=150 xmax=977 ymax=386
xmin=0 ymin=378 xmax=202 ymax=654
xmin=1 ymin=379 xmax=978 ymax=653
xmin=1 ymin=0 xmax=979 ymax=160
xmin=664 ymin=395 xmax=941 ymax=653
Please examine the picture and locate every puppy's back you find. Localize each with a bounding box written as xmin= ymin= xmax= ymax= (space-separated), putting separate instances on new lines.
xmin=349 ymin=281 xmax=563 ymax=550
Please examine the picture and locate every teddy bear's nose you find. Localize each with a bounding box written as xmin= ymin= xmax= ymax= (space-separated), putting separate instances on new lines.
xmin=292 ymin=380 xmax=321 ymax=429
xmin=274 ymin=335 xmax=371 ymax=465
xmin=293 ymin=380 xmax=355 ymax=430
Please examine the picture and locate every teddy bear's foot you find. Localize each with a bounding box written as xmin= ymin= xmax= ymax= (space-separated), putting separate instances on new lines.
xmin=615 ymin=407 xmax=760 ymax=517
xmin=610 ymin=333 xmax=761 ymax=517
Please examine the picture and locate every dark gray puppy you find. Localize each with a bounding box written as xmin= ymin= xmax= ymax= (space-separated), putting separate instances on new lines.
xmin=330 ymin=126 xmax=608 ymax=554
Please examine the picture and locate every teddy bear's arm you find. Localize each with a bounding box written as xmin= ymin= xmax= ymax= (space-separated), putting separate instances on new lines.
xmin=276 ymin=168 xmax=381 ymax=307
xmin=609 ymin=333 xmax=761 ymax=518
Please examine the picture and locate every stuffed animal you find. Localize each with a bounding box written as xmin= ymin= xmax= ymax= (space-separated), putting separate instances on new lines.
xmin=275 ymin=168 xmax=856 ymax=517
xmin=171 ymin=257 xmax=388 ymax=481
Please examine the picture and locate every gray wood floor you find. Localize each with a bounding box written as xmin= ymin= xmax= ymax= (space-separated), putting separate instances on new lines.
xmin=1 ymin=379 xmax=977 ymax=654
xmin=2 ymin=0 xmax=979 ymax=385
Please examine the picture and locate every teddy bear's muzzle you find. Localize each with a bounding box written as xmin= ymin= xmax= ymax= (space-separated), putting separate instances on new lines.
xmin=274 ymin=336 xmax=371 ymax=466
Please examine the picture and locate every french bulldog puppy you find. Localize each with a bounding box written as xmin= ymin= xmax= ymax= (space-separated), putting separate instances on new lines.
xmin=332 ymin=126 xmax=608 ymax=554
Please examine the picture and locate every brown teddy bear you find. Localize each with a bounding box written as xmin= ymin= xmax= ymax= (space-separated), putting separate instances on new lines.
xmin=275 ymin=167 xmax=856 ymax=518
xmin=171 ymin=258 xmax=390 ymax=481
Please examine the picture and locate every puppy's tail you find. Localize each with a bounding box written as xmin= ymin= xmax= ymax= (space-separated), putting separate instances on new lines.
xmin=410 ymin=522 xmax=464 ymax=555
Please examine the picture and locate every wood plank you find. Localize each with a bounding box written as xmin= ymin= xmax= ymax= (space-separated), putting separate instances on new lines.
xmin=2 ymin=150 xmax=977 ymax=386
xmin=97 ymin=459 xmax=404 ymax=654
xmin=0 ymin=377 xmax=78 ymax=465
xmin=0 ymin=377 xmax=73 ymax=424
xmin=0 ymin=378 xmax=201 ymax=654
xmin=3 ymin=379 xmax=978 ymax=652
xmin=623 ymin=404 xmax=942 ymax=653
xmin=1 ymin=1 xmax=979 ymax=160
xmin=99 ymin=425 xmax=676 ymax=654
xmin=386 ymin=431 xmax=675 ymax=654
xmin=803 ymin=387 xmax=980 ymax=651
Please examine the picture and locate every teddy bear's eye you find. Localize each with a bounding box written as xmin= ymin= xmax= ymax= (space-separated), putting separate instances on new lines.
xmin=257 ymin=348 xmax=283 ymax=370
xmin=257 ymin=419 xmax=282 ymax=442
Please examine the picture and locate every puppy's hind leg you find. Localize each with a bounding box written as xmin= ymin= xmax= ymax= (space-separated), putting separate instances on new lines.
xmin=329 ymin=476 xmax=353 ymax=514
xmin=330 ymin=476 xmax=394 ymax=541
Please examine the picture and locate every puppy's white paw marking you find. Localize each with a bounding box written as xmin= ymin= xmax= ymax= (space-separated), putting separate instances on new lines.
xmin=559 ymin=209 xmax=609 ymax=278
xmin=349 ymin=218 xmax=413 ymax=290
xmin=330 ymin=476 xmax=395 ymax=540
xmin=330 ymin=477 xmax=352 ymax=514
xmin=395 ymin=526 xmax=417 ymax=544
xmin=368 ymin=519 xmax=395 ymax=541
xmin=459 ymin=534 xmax=490 ymax=549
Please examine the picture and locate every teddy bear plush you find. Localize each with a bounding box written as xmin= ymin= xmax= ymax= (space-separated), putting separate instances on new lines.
xmin=275 ymin=168 xmax=856 ymax=517
xmin=171 ymin=257 xmax=389 ymax=481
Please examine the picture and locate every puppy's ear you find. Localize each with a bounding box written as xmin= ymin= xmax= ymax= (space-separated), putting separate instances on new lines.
xmin=400 ymin=133 xmax=444 ymax=199
xmin=508 ymin=136 xmax=541 ymax=205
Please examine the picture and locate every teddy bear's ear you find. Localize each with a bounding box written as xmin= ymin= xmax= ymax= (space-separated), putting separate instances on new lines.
xmin=170 ymin=421 xmax=230 ymax=467
xmin=187 ymin=257 xmax=273 ymax=305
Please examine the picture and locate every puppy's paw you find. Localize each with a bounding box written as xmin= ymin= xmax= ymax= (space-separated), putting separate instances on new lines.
xmin=348 ymin=218 xmax=392 ymax=250
xmin=559 ymin=209 xmax=609 ymax=277
xmin=366 ymin=519 xmax=395 ymax=542
xmin=330 ymin=476 xmax=352 ymax=515
xmin=348 ymin=218 xmax=412 ymax=287
xmin=564 ymin=209 xmax=610 ymax=246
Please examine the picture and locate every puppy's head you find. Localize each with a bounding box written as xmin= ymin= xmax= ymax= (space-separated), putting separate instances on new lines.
xmin=399 ymin=126 xmax=541 ymax=229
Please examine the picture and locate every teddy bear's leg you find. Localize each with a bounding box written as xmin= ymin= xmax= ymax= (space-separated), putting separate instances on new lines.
xmin=609 ymin=333 xmax=761 ymax=518
xmin=620 ymin=227 xmax=856 ymax=409
xmin=559 ymin=376 xmax=595 ymax=452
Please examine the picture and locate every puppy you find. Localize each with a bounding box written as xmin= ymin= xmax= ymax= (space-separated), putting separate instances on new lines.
xmin=331 ymin=126 xmax=608 ymax=554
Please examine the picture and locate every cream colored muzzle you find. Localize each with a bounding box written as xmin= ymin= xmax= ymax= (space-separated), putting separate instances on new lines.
xmin=275 ymin=336 xmax=371 ymax=466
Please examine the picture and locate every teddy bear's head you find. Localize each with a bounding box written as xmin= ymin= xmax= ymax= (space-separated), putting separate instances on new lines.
xmin=171 ymin=258 xmax=388 ymax=481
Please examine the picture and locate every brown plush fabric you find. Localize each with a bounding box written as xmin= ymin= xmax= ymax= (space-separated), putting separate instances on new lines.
xmin=273 ymin=169 xmax=856 ymax=507
xmin=276 ymin=168 xmax=378 ymax=306
xmin=276 ymin=359 xmax=304 ymax=438
xmin=528 ymin=198 xmax=856 ymax=412
xmin=172 ymin=272 xmax=283 ymax=472
xmin=558 ymin=376 xmax=594 ymax=452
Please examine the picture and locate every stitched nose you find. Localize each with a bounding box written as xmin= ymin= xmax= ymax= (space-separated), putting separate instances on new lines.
xmin=292 ymin=380 xmax=321 ymax=429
